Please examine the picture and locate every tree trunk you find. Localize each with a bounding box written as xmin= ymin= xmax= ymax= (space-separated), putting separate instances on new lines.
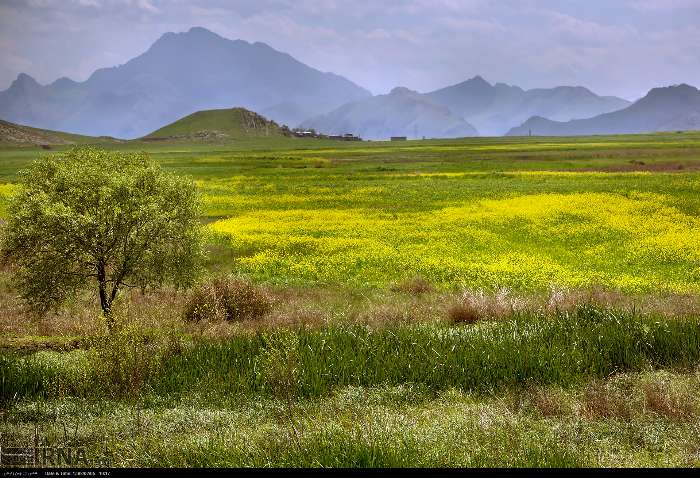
xmin=97 ymin=262 xmax=113 ymax=332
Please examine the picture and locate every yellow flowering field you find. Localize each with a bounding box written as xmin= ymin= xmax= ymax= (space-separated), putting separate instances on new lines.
xmin=2 ymin=133 xmax=699 ymax=292
xmin=209 ymin=187 xmax=700 ymax=292
xmin=177 ymin=132 xmax=700 ymax=292
xmin=0 ymin=182 xmax=18 ymax=217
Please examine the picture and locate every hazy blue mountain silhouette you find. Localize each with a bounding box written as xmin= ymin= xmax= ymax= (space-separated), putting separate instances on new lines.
xmin=300 ymin=86 xmax=478 ymax=140
xmin=507 ymin=84 xmax=700 ymax=136
xmin=424 ymin=76 xmax=631 ymax=136
xmin=0 ymin=27 xmax=371 ymax=139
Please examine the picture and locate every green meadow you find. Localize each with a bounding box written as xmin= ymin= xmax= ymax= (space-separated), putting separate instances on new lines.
xmin=5 ymin=132 xmax=700 ymax=291
xmin=2 ymin=132 xmax=700 ymax=467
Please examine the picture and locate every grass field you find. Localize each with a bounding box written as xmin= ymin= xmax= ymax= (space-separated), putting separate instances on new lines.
xmin=2 ymin=132 xmax=700 ymax=467
xmin=5 ymin=132 xmax=700 ymax=291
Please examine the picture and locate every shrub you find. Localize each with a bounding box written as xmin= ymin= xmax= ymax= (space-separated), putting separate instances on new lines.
xmin=447 ymin=301 xmax=481 ymax=324
xmin=89 ymin=318 xmax=185 ymax=397
xmin=390 ymin=276 xmax=434 ymax=295
xmin=457 ymin=287 xmax=525 ymax=319
xmin=183 ymin=282 xmax=226 ymax=323
xmin=184 ymin=277 xmax=272 ymax=323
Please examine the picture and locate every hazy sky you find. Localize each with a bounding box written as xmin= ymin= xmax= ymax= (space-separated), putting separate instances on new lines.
xmin=1 ymin=0 xmax=699 ymax=100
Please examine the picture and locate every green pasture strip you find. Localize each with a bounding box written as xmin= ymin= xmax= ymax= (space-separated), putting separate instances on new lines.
xmin=4 ymin=307 xmax=699 ymax=403
xmin=152 ymin=307 xmax=700 ymax=399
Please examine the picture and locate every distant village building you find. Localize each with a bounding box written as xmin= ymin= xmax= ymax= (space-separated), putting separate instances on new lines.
xmin=327 ymin=133 xmax=362 ymax=141
xmin=391 ymin=136 xmax=407 ymax=141
xmin=294 ymin=129 xmax=318 ymax=138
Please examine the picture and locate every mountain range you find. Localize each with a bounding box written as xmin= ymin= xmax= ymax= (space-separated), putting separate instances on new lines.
xmin=506 ymin=84 xmax=700 ymax=136
xmin=0 ymin=27 xmax=370 ymax=139
xmin=425 ymin=76 xmax=630 ymax=136
xmin=0 ymin=26 xmax=698 ymax=140
xmin=303 ymin=76 xmax=631 ymax=139
xmin=300 ymin=87 xmax=478 ymax=140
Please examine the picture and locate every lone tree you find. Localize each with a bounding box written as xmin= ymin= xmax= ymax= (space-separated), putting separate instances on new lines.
xmin=1 ymin=147 xmax=204 ymax=330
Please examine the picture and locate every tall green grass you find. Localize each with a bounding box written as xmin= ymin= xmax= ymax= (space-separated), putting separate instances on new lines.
xmin=3 ymin=306 xmax=699 ymax=403
xmin=0 ymin=350 xmax=92 ymax=402
xmin=153 ymin=305 xmax=700 ymax=399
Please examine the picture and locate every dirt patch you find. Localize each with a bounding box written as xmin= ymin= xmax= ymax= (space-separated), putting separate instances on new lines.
xmin=573 ymin=160 xmax=700 ymax=173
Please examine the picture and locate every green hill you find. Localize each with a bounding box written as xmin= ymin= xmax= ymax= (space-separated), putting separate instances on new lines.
xmin=142 ymin=107 xmax=291 ymax=142
xmin=0 ymin=119 xmax=117 ymax=148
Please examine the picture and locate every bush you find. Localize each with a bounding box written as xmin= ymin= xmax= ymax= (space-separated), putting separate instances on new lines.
xmin=390 ymin=275 xmax=434 ymax=295
xmin=89 ymin=320 xmax=184 ymax=397
xmin=184 ymin=277 xmax=272 ymax=323
xmin=447 ymin=301 xmax=481 ymax=324
xmin=183 ymin=282 xmax=226 ymax=323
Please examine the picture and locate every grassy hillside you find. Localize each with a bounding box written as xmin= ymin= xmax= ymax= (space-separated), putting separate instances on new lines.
xmin=142 ymin=107 xmax=291 ymax=142
xmin=0 ymin=119 xmax=118 ymax=149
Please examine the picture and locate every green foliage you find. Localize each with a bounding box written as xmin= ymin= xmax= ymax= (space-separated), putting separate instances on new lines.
xmin=9 ymin=304 xmax=697 ymax=402
xmin=0 ymin=147 xmax=205 ymax=325
xmin=88 ymin=321 xmax=185 ymax=397
xmin=257 ymin=332 xmax=300 ymax=397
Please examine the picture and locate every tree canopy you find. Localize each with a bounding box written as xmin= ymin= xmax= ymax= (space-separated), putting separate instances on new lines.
xmin=1 ymin=147 xmax=204 ymax=329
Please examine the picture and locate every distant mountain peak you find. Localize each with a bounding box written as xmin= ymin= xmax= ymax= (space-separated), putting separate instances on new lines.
xmin=466 ymin=75 xmax=490 ymax=86
xmin=301 ymin=85 xmax=478 ymax=140
xmin=187 ymin=26 xmax=214 ymax=35
xmin=167 ymin=26 xmax=220 ymax=38
xmin=389 ymin=86 xmax=418 ymax=96
xmin=50 ymin=76 xmax=78 ymax=88
xmin=441 ymin=75 xmax=493 ymax=93
xmin=12 ymin=73 xmax=39 ymax=87
xmin=151 ymin=26 xmax=230 ymax=49
xmin=0 ymin=26 xmax=371 ymax=138
xmin=634 ymin=83 xmax=700 ymax=109
xmin=506 ymin=83 xmax=700 ymax=136
xmin=645 ymin=83 xmax=699 ymax=98
xmin=425 ymin=75 xmax=631 ymax=135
